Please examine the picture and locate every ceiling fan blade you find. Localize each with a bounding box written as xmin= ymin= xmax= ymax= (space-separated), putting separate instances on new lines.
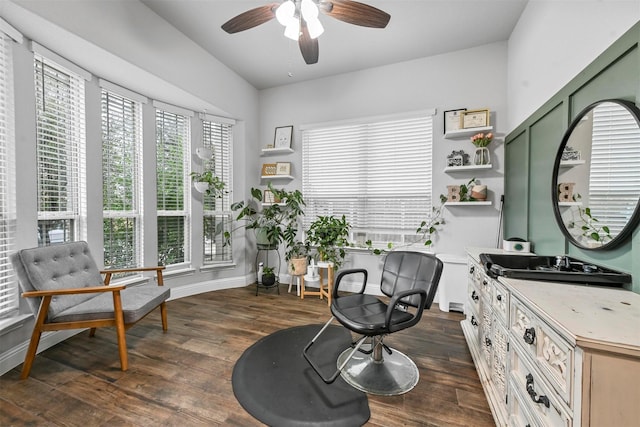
xmin=320 ymin=0 xmax=390 ymax=28
xmin=221 ymin=3 xmax=279 ymax=34
xmin=299 ymin=22 xmax=319 ymax=65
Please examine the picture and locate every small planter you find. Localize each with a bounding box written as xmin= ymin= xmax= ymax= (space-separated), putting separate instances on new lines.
xmin=194 ymin=181 xmax=209 ymax=193
xmin=261 ymin=273 xmax=276 ymax=287
xmin=288 ymin=257 xmax=307 ymax=275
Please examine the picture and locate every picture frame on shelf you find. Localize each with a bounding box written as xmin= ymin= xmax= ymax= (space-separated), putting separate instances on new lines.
xmin=274 ymin=125 xmax=293 ymax=149
xmin=447 ymin=150 xmax=469 ymax=167
xmin=276 ymin=162 xmax=291 ymax=175
xmin=261 ymin=163 xmax=277 ymax=176
xmin=461 ymin=109 xmax=490 ymax=128
xmin=444 ymin=108 xmax=467 ymax=133
xmin=263 ymin=189 xmax=280 ymax=204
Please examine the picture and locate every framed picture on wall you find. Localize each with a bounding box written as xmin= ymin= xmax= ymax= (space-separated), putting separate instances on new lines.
xmin=261 ymin=163 xmax=277 ymax=176
xmin=274 ymin=125 xmax=293 ymax=149
xmin=443 ymin=108 xmax=467 ymax=133
xmin=461 ymin=109 xmax=490 ymax=129
xmin=276 ymin=162 xmax=291 ymax=175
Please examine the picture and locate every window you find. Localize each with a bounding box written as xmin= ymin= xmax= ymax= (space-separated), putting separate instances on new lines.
xmin=102 ymin=88 xmax=143 ymax=269
xmin=156 ymin=107 xmax=190 ymax=266
xmin=34 ymin=54 xmax=86 ymax=246
xmin=0 ymin=33 xmax=17 ymax=317
xmin=588 ymin=103 xmax=640 ymax=235
xmin=302 ymin=111 xmax=434 ymax=246
xmin=201 ymin=115 xmax=233 ymax=264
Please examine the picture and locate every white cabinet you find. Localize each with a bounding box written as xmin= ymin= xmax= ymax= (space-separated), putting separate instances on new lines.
xmin=463 ymin=248 xmax=640 ymax=427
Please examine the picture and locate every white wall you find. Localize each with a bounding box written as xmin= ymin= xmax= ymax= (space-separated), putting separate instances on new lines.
xmin=259 ymin=42 xmax=509 ymax=281
xmin=507 ymin=0 xmax=640 ymax=132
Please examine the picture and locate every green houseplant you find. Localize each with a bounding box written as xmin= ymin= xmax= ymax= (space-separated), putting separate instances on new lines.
xmin=305 ymin=215 xmax=351 ymax=269
xmin=261 ymin=266 xmax=276 ymax=287
xmin=225 ymin=183 xmax=305 ymax=249
xmin=190 ymin=170 xmax=226 ymax=198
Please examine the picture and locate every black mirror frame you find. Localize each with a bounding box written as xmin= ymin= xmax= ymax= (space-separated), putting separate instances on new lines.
xmin=552 ymin=98 xmax=640 ymax=251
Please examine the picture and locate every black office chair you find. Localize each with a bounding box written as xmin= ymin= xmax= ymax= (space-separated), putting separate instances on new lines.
xmin=303 ymin=251 xmax=443 ymax=395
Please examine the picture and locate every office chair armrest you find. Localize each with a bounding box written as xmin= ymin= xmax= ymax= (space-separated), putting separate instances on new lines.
xmin=101 ymin=266 xmax=165 ymax=285
xmin=385 ymin=288 xmax=427 ymax=330
xmin=333 ymin=268 xmax=368 ymax=299
xmin=22 ymin=284 xmax=127 ymax=298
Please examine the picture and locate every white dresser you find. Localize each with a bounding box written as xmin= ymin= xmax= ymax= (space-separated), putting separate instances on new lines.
xmin=462 ymin=248 xmax=640 ymax=427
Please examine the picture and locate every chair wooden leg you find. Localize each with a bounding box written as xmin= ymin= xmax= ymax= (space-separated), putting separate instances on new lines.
xmin=21 ymin=296 xmax=51 ymax=379
xmin=89 ymin=327 xmax=97 ymax=337
xmin=112 ymin=291 xmax=128 ymax=371
xmin=160 ymin=302 xmax=168 ymax=332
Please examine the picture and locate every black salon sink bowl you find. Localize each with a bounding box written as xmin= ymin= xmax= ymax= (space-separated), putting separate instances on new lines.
xmin=479 ymin=253 xmax=632 ymax=287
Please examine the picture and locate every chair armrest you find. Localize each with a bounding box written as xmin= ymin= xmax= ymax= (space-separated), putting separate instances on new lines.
xmin=101 ymin=266 xmax=165 ymax=286
xmin=333 ymin=268 xmax=368 ymax=299
xmin=22 ymin=284 xmax=126 ymax=298
xmin=385 ymin=288 xmax=427 ymax=331
xmin=100 ymin=266 xmax=166 ymax=274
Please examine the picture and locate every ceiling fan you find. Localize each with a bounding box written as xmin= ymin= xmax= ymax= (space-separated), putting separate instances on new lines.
xmin=221 ymin=0 xmax=391 ymax=65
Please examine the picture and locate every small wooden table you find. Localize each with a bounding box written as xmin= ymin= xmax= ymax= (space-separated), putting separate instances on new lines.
xmin=301 ymin=261 xmax=334 ymax=306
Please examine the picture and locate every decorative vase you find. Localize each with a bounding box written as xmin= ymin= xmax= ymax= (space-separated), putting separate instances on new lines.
xmin=471 ymin=185 xmax=488 ymax=201
xmin=255 ymin=227 xmax=278 ymax=249
xmin=474 ymin=147 xmax=491 ymax=165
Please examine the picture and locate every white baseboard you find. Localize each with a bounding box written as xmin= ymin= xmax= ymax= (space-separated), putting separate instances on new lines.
xmin=0 ymin=329 xmax=80 ymax=376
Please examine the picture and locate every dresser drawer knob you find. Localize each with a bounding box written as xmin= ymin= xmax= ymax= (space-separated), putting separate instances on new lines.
xmin=469 ymin=266 xmax=475 ymax=274
xmin=526 ymin=373 xmax=550 ymax=408
xmin=485 ymin=337 xmax=492 ymax=347
xmin=496 ymin=294 xmax=502 ymax=301
xmin=482 ymin=279 xmax=488 ymax=286
xmin=471 ymin=291 xmax=479 ymax=301
xmin=471 ymin=316 xmax=478 ymax=326
xmin=523 ymin=327 xmax=536 ymax=345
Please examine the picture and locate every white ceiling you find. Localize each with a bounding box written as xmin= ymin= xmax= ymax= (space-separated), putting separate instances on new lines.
xmin=142 ymin=0 xmax=529 ymax=90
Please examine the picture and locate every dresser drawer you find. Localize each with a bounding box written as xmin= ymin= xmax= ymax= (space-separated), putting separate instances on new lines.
xmin=510 ymin=345 xmax=572 ymax=427
xmin=510 ymin=298 xmax=574 ymax=408
xmin=509 ymin=377 xmax=543 ymax=427
xmin=468 ymin=259 xmax=482 ymax=287
xmin=492 ymin=280 xmax=509 ymax=325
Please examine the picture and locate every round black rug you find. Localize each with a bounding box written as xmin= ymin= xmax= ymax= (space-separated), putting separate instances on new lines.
xmin=232 ymin=324 xmax=370 ymax=427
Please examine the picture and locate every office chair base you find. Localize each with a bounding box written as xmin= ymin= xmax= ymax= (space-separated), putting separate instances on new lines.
xmin=337 ymin=345 xmax=419 ymax=395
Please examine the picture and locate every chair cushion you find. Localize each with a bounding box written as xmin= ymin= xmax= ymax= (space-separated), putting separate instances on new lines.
xmin=11 ymin=242 xmax=105 ymax=318
xmin=52 ymin=285 xmax=170 ymax=324
xmin=331 ymin=294 xmax=413 ymax=336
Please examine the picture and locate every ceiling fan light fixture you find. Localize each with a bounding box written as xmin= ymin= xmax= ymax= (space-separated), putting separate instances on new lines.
xmin=306 ymin=17 xmax=324 ymax=39
xmin=300 ymin=0 xmax=319 ymax=20
xmin=275 ymin=0 xmax=296 ymax=26
xmin=284 ymin=17 xmax=300 ymax=40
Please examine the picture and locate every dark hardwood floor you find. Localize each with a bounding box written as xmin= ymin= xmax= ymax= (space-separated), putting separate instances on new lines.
xmin=0 ymin=284 xmax=495 ymax=426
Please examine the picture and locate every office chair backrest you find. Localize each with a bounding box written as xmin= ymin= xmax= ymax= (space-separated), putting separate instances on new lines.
xmin=380 ymin=251 xmax=443 ymax=309
xmin=11 ymin=241 xmax=105 ymax=320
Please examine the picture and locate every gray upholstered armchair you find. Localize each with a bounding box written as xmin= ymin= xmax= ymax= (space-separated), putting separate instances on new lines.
xmin=11 ymin=241 xmax=170 ymax=379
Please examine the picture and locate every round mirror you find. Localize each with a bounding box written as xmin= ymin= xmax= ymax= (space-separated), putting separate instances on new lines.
xmin=552 ymin=99 xmax=640 ymax=250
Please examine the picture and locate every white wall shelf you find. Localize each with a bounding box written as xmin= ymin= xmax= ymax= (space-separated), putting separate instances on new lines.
xmin=444 ymin=126 xmax=493 ymax=140
xmin=261 ymin=174 xmax=293 ymax=180
xmin=261 ymin=147 xmax=294 ymax=155
xmin=444 ymin=164 xmax=492 ymax=173
xmin=559 ymin=159 xmax=586 ymax=168
xmin=444 ymin=201 xmax=492 ymax=206
xmin=558 ymin=201 xmax=582 ymax=207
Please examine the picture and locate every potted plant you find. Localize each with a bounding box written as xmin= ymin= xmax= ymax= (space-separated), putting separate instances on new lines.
xmin=285 ymin=240 xmax=309 ymax=275
xmin=261 ymin=266 xmax=276 ymax=287
xmin=305 ymin=215 xmax=351 ymax=269
xmin=225 ymin=183 xmax=305 ymax=249
xmin=190 ymin=170 xmax=226 ymax=198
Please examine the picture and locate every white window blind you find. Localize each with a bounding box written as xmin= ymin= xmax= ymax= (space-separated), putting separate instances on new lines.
xmin=102 ymin=89 xmax=143 ymax=269
xmin=201 ymin=118 xmax=233 ymax=263
xmin=34 ymin=54 xmax=86 ymax=246
xmin=302 ymin=112 xmax=434 ymax=244
xmin=0 ymin=34 xmax=17 ymax=317
xmin=156 ymin=108 xmax=190 ymax=266
xmin=588 ymin=103 xmax=640 ymax=235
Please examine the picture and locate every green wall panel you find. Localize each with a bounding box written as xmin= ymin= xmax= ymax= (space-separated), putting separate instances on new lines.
xmin=505 ymin=22 xmax=640 ymax=293
xmin=504 ymin=130 xmax=529 ymax=240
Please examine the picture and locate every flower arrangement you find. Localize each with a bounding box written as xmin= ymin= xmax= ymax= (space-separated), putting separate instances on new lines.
xmin=470 ymin=132 xmax=493 ymax=147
